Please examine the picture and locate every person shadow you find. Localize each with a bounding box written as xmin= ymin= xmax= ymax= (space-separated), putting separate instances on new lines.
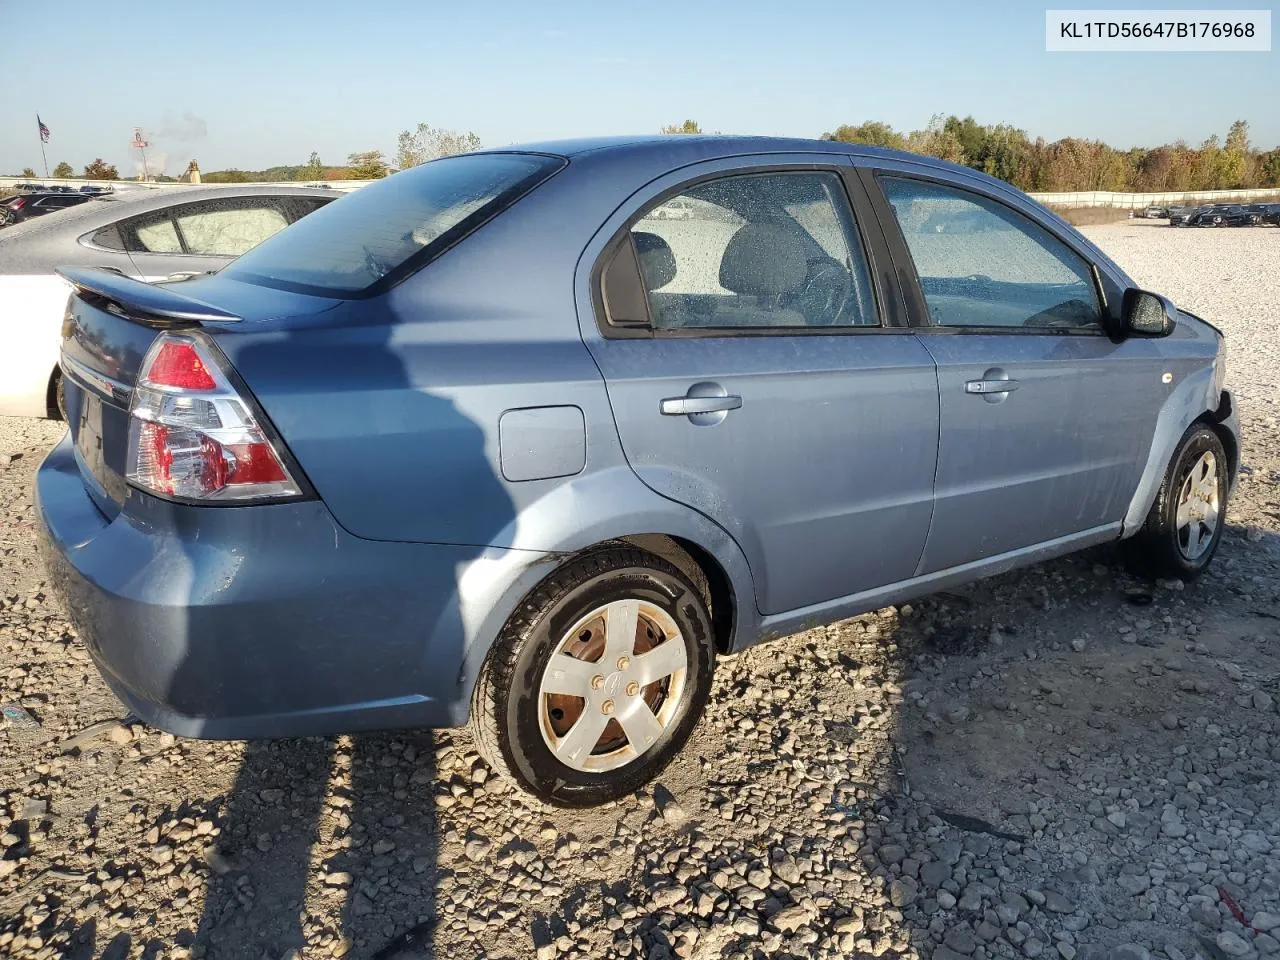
xmin=154 ymin=292 xmax=517 ymax=959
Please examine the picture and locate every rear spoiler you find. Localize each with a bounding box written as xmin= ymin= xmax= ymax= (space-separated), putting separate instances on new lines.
xmin=57 ymin=266 xmax=241 ymax=326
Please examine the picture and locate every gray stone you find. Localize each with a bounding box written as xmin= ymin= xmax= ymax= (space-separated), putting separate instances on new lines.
xmin=1255 ymin=915 xmax=1280 ymax=934
xmin=1108 ymin=946 xmax=1150 ymax=960
xmin=1043 ymin=891 xmax=1075 ymax=914
xmin=889 ymin=877 xmax=919 ymax=907
xmin=1216 ymin=932 xmax=1252 ymax=958
xmin=944 ymin=925 xmax=978 ymax=954
xmin=921 ymin=861 xmax=952 ymax=887
xmin=879 ymin=843 xmax=906 ymax=865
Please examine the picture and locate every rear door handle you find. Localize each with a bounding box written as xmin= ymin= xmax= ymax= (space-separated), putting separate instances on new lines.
xmin=965 ymin=378 xmax=1018 ymax=395
xmin=660 ymin=395 xmax=743 ymax=415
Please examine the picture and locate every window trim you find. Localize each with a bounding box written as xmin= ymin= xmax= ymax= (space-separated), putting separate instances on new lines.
xmin=592 ymin=164 xmax=903 ymax=340
xmin=863 ymin=168 xmax=1112 ymax=338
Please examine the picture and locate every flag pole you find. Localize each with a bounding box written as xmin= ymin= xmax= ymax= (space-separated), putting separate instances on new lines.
xmin=37 ymin=115 xmax=49 ymax=177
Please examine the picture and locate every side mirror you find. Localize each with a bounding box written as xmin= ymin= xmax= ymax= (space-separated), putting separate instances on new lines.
xmin=1120 ymin=288 xmax=1176 ymax=339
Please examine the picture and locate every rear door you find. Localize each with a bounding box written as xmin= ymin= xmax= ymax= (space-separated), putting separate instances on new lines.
xmin=864 ymin=168 xmax=1168 ymax=573
xmin=581 ymin=158 xmax=940 ymax=616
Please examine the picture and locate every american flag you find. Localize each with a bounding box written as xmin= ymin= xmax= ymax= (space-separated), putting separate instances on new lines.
xmin=37 ymin=115 xmax=50 ymax=143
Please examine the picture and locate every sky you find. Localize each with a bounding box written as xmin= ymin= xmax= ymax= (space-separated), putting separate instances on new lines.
xmin=3 ymin=0 xmax=1277 ymax=177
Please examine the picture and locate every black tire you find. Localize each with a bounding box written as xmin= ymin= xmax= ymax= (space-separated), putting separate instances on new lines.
xmin=1123 ymin=424 xmax=1228 ymax=580
xmin=470 ymin=546 xmax=715 ymax=807
xmin=52 ymin=369 xmax=67 ymax=422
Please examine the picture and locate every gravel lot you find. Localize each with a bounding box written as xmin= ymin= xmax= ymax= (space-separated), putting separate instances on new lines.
xmin=1 ymin=222 xmax=1278 ymax=960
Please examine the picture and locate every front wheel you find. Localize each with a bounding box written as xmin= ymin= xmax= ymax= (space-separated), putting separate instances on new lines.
xmin=1123 ymin=424 xmax=1228 ymax=580
xmin=470 ymin=547 xmax=715 ymax=807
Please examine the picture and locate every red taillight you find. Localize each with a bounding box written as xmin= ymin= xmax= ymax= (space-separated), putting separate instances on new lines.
xmin=144 ymin=341 xmax=217 ymax=391
xmin=10 ymin=199 xmax=27 ymax=211
xmin=126 ymin=333 xmax=302 ymax=502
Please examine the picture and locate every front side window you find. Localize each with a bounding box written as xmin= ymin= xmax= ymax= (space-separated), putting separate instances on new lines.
xmin=629 ymin=172 xmax=878 ymax=330
xmin=880 ymin=177 xmax=1102 ymax=331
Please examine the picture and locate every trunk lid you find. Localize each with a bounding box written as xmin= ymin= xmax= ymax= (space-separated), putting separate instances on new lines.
xmin=56 ymin=267 xmax=338 ymax=516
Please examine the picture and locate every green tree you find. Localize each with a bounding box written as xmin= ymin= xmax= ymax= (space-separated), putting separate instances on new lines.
xmin=661 ymin=120 xmax=702 ymax=135
xmin=202 ymin=169 xmax=254 ymax=183
xmin=347 ymin=150 xmax=389 ymax=179
xmin=821 ymin=122 xmax=905 ymax=149
xmin=82 ymin=158 xmax=119 ymax=180
xmin=1259 ymin=149 xmax=1280 ymax=187
xmin=52 ymin=161 xmax=74 ymax=178
xmin=395 ymin=123 xmax=482 ymax=170
xmin=297 ymin=151 xmax=324 ymax=181
xmin=20 ymin=167 xmax=36 ymax=178
xmin=1222 ymin=120 xmax=1250 ymax=187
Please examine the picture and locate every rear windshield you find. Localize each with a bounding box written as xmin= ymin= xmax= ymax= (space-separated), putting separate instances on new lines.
xmin=224 ymin=153 xmax=563 ymax=296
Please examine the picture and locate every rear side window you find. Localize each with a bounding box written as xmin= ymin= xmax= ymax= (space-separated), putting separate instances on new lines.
xmin=623 ymin=171 xmax=878 ymax=331
xmin=176 ymin=204 xmax=288 ymax=256
xmin=226 ymin=153 xmax=564 ymax=296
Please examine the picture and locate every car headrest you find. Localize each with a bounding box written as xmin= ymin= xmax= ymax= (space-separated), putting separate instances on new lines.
xmin=719 ymin=223 xmax=807 ymax=297
xmin=632 ymin=231 xmax=676 ymax=289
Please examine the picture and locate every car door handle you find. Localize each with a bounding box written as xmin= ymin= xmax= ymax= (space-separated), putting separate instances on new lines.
xmin=660 ymin=395 xmax=743 ymax=415
xmin=965 ymin=378 xmax=1019 ymax=395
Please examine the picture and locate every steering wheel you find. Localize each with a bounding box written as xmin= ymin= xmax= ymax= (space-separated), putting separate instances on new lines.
xmin=796 ymin=259 xmax=855 ymax=325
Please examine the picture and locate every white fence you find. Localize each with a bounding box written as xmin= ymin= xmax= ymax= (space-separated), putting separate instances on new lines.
xmin=1028 ymin=188 xmax=1279 ymax=209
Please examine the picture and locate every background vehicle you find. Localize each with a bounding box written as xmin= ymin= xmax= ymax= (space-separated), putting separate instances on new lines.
xmin=37 ymin=137 xmax=1237 ymax=807
xmin=79 ymin=184 xmax=113 ymax=195
xmin=1194 ymin=204 xmax=1257 ymax=227
xmin=1142 ymin=205 xmax=1166 ymax=218
xmin=1245 ymin=202 xmax=1280 ymax=224
xmin=2 ymin=191 xmax=93 ymax=224
xmin=0 ymin=185 xmax=336 ymax=418
xmin=1168 ymin=206 xmax=1203 ymax=226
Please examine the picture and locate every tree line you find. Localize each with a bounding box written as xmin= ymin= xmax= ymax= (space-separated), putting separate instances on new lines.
xmin=819 ymin=116 xmax=1280 ymax=192
xmin=19 ymin=117 xmax=1279 ymax=193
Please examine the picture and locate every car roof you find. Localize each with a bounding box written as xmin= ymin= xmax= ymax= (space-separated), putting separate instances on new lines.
xmin=480 ymin=134 xmax=1001 ymax=188
xmin=0 ymin=184 xmax=338 ymax=257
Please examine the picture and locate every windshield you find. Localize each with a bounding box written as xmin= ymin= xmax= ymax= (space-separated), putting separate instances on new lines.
xmin=224 ymin=153 xmax=563 ymax=296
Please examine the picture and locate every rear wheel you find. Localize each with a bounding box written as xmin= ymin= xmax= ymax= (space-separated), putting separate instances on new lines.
xmin=1123 ymin=424 xmax=1228 ymax=580
xmin=470 ymin=547 xmax=715 ymax=807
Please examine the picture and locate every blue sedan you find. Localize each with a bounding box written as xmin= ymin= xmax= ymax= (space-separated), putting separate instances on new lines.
xmin=37 ymin=136 xmax=1238 ymax=806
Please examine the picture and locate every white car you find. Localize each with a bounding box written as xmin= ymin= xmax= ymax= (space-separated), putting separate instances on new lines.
xmin=0 ymin=186 xmax=335 ymax=418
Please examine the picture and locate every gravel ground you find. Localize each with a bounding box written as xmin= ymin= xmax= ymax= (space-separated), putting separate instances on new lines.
xmin=1 ymin=222 xmax=1278 ymax=960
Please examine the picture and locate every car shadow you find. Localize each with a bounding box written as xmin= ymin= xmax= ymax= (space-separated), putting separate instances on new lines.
xmin=165 ymin=307 xmax=516 ymax=959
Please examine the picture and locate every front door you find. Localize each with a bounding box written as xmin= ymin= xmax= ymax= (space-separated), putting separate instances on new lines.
xmin=584 ymin=165 xmax=940 ymax=615
xmin=871 ymin=173 xmax=1168 ymax=573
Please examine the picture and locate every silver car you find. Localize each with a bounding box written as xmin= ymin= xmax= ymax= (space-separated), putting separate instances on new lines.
xmin=0 ymin=185 xmax=336 ymax=418
xmin=37 ymin=137 xmax=1237 ymax=807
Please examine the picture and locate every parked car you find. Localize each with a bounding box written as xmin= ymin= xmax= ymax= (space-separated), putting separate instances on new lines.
xmin=0 ymin=185 xmax=335 ymax=419
xmin=1194 ymin=204 xmax=1258 ymax=227
xmin=1245 ymin=203 xmax=1280 ymax=225
xmin=14 ymin=182 xmax=47 ymax=192
xmin=2 ymin=191 xmax=94 ymax=224
xmin=37 ymin=137 xmax=1237 ymax=807
xmin=1142 ymin=205 xmax=1166 ymax=219
xmin=79 ymin=184 xmax=114 ymax=195
xmin=1167 ymin=206 xmax=1203 ymax=226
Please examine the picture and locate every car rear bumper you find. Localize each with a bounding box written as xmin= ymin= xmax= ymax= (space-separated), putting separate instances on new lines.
xmin=36 ymin=433 xmax=536 ymax=739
